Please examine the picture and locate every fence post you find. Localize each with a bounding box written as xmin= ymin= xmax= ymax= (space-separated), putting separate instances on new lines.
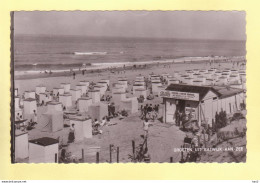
xmin=82 ymin=149 xmax=84 ymax=162
xmin=55 ymin=153 xmax=57 ymax=163
xmin=109 ymin=144 xmax=112 ymax=163
xmin=132 ymin=140 xmax=135 ymax=159
xmin=203 ymin=130 xmax=207 ymax=148
xmin=117 ymin=147 xmax=119 ymax=163
xmin=96 ymin=152 xmax=99 ymax=163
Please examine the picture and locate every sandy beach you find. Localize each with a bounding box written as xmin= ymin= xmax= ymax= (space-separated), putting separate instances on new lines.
xmin=14 ymin=60 xmax=247 ymax=163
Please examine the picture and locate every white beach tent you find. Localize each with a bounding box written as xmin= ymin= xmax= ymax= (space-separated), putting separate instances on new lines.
xmin=77 ymin=97 xmax=93 ymax=113
xmin=100 ymin=79 xmax=110 ymax=87
xmin=70 ymin=89 xmax=82 ymax=101
xmin=112 ymin=87 xmax=125 ymax=94
xmin=76 ymin=84 xmax=88 ymax=95
xmin=47 ymin=101 xmax=63 ymax=112
xmin=120 ymin=97 xmax=138 ymax=114
xmin=118 ymin=79 xmax=128 ymax=89
xmin=39 ymin=92 xmax=52 ymax=105
xmin=88 ymin=102 xmax=108 ymax=121
xmin=79 ymin=80 xmax=90 ymax=88
xmin=38 ymin=109 xmax=64 ymax=132
xmin=53 ymin=87 xmax=65 ymax=96
xmin=133 ymin=84 xmax=145 ymax=92
xmin=70 ymin=116 xmax=92 ymax=141
xmin=15 ymin=96 xmax=20 ymax=109
xmin=15 ymin=131 xmax=29 ymax=160
xmin=24 ymin=91 xmax=36 ymax=99
xmin=114 ymin=83 xmax=127 ymax=91
xmin=94 ymin=85 xmax=106 ymax=96
xmin=133 ymin=88 xmax=148 ymax=99
xmin=36 ymin=85 xmax=46 ymax=95
xmin=112 ymin=92 xmax=126 ymax=105
xmin=97 ymin=81 xmax=108 ymax=91
xmin=29 ymin=137 xmax=59 ymax=163
xmin=15 ymin=88 xmax=18 ymax=97
xmin=23 ymin=98 xmax=37 ymax=121
xmin=151 ymin=82 xmax=162 ymax=95
xmin=59 ymin=93 xmax=72 ymax=109
xmin=88 ymin=90 xmax=101 ymax=103
xmin=60 ymin=83 xmax=71 ymax=93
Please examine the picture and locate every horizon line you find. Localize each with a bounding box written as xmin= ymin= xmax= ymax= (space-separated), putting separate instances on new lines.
xmin=14 ymin=33 xmax=247 ymax=42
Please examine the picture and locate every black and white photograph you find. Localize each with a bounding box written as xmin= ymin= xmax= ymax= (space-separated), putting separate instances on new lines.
xmin=11 ymin=11 xmax=247 ymax=163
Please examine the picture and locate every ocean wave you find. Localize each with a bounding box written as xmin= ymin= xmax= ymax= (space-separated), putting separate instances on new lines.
xmin=74 ymin=52 xmax=107 ymax=55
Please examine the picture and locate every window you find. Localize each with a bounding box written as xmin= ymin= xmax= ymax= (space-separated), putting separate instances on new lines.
xmin=213 ymin=97 xmax=217 ymax=100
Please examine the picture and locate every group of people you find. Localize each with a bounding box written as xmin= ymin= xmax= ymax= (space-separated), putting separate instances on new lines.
xmin=140 ymin=104 xmax=159 ymax=121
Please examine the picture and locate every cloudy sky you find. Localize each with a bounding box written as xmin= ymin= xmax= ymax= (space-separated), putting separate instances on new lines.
xmin=14 ymin=11 xmax=246 ymax=40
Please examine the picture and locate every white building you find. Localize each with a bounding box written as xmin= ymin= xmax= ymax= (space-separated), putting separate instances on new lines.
xmin=160 ymin=84 xmax=245 ymax=127
xmin=29 ymin=137 xmax=59 ymax=163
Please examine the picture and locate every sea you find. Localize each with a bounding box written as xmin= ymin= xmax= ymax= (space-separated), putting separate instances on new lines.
xmin=14 ymin=34 xmax=246 ymax=71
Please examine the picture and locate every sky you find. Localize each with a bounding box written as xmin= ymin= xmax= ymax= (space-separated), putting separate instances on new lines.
xmin=14 ymin=11 xmax=246 ymax=40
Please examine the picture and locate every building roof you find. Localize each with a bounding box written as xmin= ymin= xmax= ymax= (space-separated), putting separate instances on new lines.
xmin=29 ymin=137 xmax=59 ymax=146
xmin=24 ymin=98 xmax=36 ymax=102
xmin=212 ymin=86 xmax=244 ymax=99
xmin=165 ymin=84 xmax=244 ymax=101
xmin=165 ymin=84 xmax=216 ymax=100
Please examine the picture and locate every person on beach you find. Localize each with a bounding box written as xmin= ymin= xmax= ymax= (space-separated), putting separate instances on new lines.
xmin=73 ymin=72 xmax=76 ymax=79
xmin=143 ymin=104 xmax=148 ymax=119
xmin=143 ymin=119 xmax=152 ymax=139
xmin=33 ymin=110 xmax=37 ymax=124
xmin=68 ymin=124 xmax=75 ymax=143
xmin=140 ymin=105 xmax=144 ymax=118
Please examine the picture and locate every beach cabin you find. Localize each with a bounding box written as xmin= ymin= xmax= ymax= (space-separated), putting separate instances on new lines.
xmin=136 ymin=75 xmax=145 ymax=81
xmin=134 ymin=81 xmax=145 ymax=86
xmin=97 ymin=81 xmax=108 ymax=91
xmin=53 ymin=87 xmax=65 ymax=96
xmin=79 ymin=80 xmax=90 ymax=88
xmin=36 ymin=86 xmax=46 ymax=95
xmin=39 ymin=92 xmax=52 ymax=105
xmin=118 ymin=79 xmax=128 ymax=89
xmin=77 ymin=97 xmax=92 ymax=113
xmin=23 ymin=98 xmax=37 ymax=121
xmin=120 ymin=97 xmax=138 ymax=114
xmin=133 ymin=84 xmax=145 ymax=92
xmin=70 ymin=89 xmax=82 ymax=101
xmin=88 ymin=102 xmax=108 ymax=121
xmin=112 ymin=87 xmax=125 ymax=94
xmin=160 ymin=84 xmax=245 ymax=126
xmin=100 ymin=79 xmax=110 ymax=87
xmin=114 ymin=83 xmax=127 ymax=91
xmin=88 ymin=90 xmax=101 ymax=103
xmin=60 ymin=83 xmax=71 ymax=93
xmin=112 ymin=92 xmax=126 ymax=104
xmin=184 ymin=78 xmax=193 ymax=85
xmin=38 ymin=110 xmax=63 ymax=132
xmin=15 ymin=88 xmax=18 ymax=97
xmin=47 ymin=101 xmax=63 ymax=112
xmin=15 ymin=96 xmax=20 ymax=109
xmin=94 ymin=85 xmax=106 ymax=96
xmin=168 ymin=79 xmax=180 ymax=85
xmin=15 ymin=131 xmax=29 ymax=161
xmin=133 ymin=88 xmax=148 ymax=100
xmin=29 ymin=137 xmax=59 ymax=163
xmin=76 ymin=84 xmax=87 ymax=95
xmin=240 ymin=73 xmax=246 ymax=83
xmin=59 ymin=93 xmax=72 ymax=109
xmin=69 ymin=117 xmax=92 ymax=141
xmin=24 ymin=91 xmax=36 ymax=99
xmin=151 ymin=82 xmax=162 ymax=95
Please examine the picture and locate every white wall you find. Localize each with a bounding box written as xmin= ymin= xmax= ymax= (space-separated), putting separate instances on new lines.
xmin=15 ymin=133 xmax=29 ymax=160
